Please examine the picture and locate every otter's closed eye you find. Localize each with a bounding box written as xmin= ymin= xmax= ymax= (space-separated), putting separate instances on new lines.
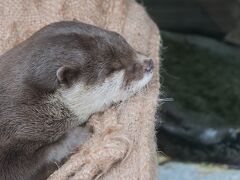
xmin=133 ymin=63 xmax=143 ymax=72
xmin=127 ymin=63 xmax=143 ymax=73
xmin=111 ymin=62 xmax=122 ymax=70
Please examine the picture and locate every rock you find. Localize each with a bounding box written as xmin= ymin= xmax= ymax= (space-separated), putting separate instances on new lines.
xmin=197 ymin=0 xmax=240 ymax=33
xmin=162 ymin=31 xmax=240 ymax=57
xmin=225 ymin=26 xmax=240 ymax=46
xmin=144 ymin=0 xmax=222 ymax=37
xmin=145 ymin=0 xmax=240 ymax=40
xmin=158 ymin=162 xmax=240 ymax=180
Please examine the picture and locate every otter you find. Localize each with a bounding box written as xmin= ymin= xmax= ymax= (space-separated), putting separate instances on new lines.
xmin=0 ymin=21 xmax=154 ymax=180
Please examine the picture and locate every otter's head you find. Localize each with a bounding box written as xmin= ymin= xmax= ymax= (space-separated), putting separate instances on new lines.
xmin=30 ymin=21 xmax=154 ymax=121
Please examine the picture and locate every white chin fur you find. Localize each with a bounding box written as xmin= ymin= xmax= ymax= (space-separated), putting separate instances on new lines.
xmin=57 ymin=70 xmax=152 ymax=124
xmin=117 ymin=71 xmax=153 ymax=102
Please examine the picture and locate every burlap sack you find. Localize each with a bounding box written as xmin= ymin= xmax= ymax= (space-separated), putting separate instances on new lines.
xmin=0 ymin=0 xmax=161 ymax=179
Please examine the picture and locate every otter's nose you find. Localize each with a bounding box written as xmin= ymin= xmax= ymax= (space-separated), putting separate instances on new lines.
xmin=143 ymin=59 xmax=154 ymax=73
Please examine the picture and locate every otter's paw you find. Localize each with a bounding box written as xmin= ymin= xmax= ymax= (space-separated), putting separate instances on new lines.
xmin=48 ymin=127 xmax=132 ymax=180
xmin=46 ymin=126 xmax=91 ymax=163
xmin=70 ymin=134 xmax=131 ymax=180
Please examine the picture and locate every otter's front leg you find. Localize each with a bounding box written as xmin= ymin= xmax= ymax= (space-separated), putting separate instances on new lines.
xmin=33 ymin=126 xmax=91 ymax=180
xmin=48 ymin=108 xmax=132 ymax=180
xmin=42 ymin=126 xmax=91 ymax=164
xmin=66 ymin=126 xmax=131 ymax=180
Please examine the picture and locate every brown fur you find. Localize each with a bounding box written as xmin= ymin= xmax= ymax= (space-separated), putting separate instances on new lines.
xmin=0 ymin=0 xmax=161 ymax=179
xmin=0 ymin=21 xmax=150 ymax=180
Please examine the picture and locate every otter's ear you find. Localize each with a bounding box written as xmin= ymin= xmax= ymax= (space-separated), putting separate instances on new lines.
xmin=57 ymin=66 xmax=79 ymax=86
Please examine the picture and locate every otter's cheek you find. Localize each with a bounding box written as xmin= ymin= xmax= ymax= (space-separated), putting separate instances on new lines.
xmin=124 ymin=71 xmax=153 ymax=97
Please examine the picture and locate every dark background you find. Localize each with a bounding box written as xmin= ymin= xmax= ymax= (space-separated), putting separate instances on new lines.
xmin=140 ymin=0 xmax=240 ymax=166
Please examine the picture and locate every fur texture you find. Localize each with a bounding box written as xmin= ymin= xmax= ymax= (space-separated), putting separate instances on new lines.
xmin=0 ymin=21 xmax=153 ymax=180
xmin=0 ymin=0 xmax=161 ymax=179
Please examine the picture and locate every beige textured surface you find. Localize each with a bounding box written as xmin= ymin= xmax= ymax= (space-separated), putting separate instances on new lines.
xmin=0 ymin=0 xmax=161 ymax=179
